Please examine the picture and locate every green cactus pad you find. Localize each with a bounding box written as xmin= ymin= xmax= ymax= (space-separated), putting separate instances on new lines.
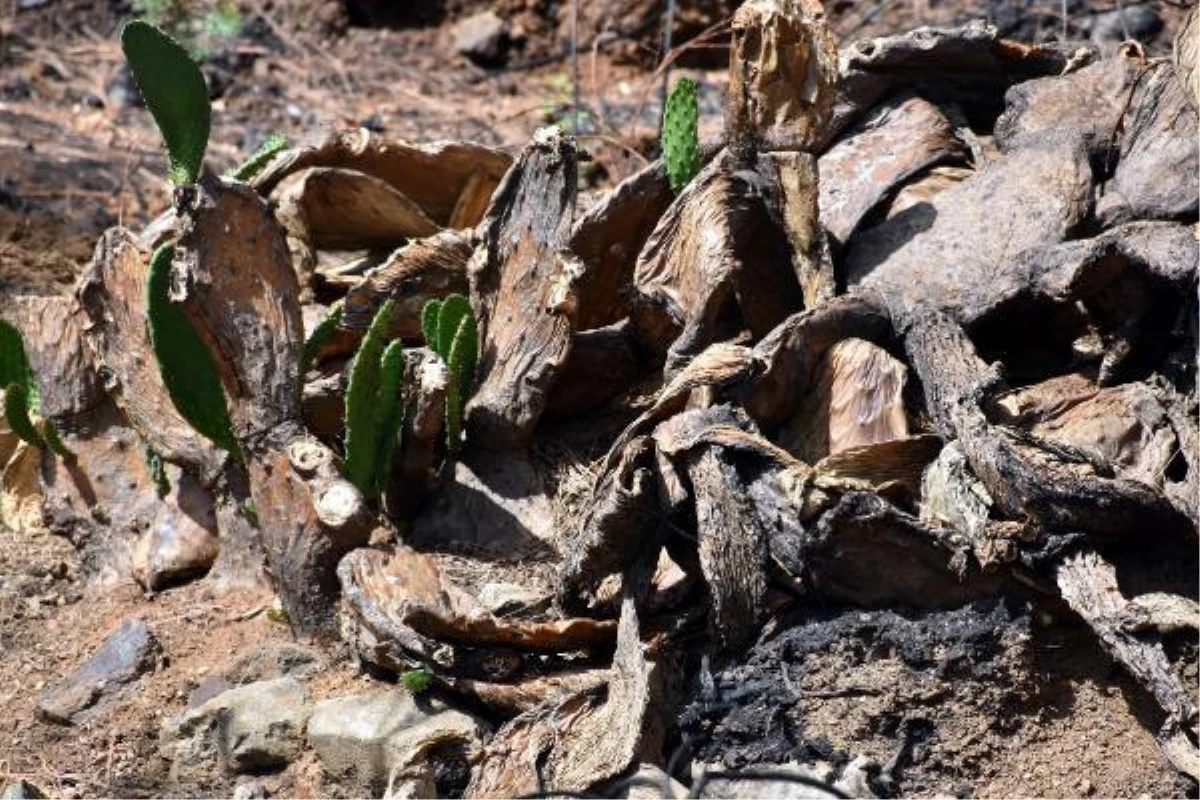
xmin=4 ymin=384 xmax=43 ymax=450
xmin=343 ymin=299 xmax=395 ymax=495
xmin=661 ymin=77 xmax=700 ymax=195
xmin=444 ymin=312 xmax=478 ymax=454
xmin=435 ymin=294 xmax=472 ymax=361
xmin=0 ymin=319 xmax=39 ymax=409
xmin=300 ymin=301 xmax=343 ymax=376
xmin=226 ymin=133 xmax=288 ymax=182
xmin=122 ymin=20 xmax=211 ymax=186
xmin=372 ymin=340 xmax=405 ymax=497
xmin=146 ymin=244 xmax=240 ymax=457
xmin=421 ymin=299 xmax=442 ymax=355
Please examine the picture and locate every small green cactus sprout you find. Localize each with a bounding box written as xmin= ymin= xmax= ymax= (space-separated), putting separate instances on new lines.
xmin=434 ymin=294 xmax=471 ymax=361
xmin=343 ymin=300 xmax=406 ymax=498
xmin=420 ymin=294 xmax=478 ymax=454
xmin=421 ymin=300 xmax=441 ymax=353
xmin=400 ymin=668 xmax=433 ymax=694
xmin=226 ymin=133 xmax=288 ymax=183
xmin=661 ymin=77 xmax=700 ymax=195
xmin=146 ymin=244 xmax=240 ymax=458
xmin=372 ymin=341 xmax=406 ymax=496
xmin=444 ymin=314 xmax=478 ymax=455
xmin=121 ymin=20 xmax=211 ymax=186
xmin=0 ymin=320 xmax=72 ymax=458
xmin=300 ymin=301 xmax=344 ymax=377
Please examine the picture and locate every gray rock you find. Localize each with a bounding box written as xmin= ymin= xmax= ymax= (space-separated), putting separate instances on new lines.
xmin=477 ymin=582 xmax=552 ymax=616
xmin=308 ymin=691 xmax=484 ymax=797
xmin=1 ymin=780 xmax=47 ymax=799
xmin=162 ymin=677 xmax=309 ymax=780
xmin=231 ymin=779 xmax=269 ymax=799
xmin=189 ymin=641 xmax=323 ymax=707
xmin=696 ymin=757 xmax=880 ymax=799
xmin=38 ymin=618 xmax=160 ymax=725
xmin=453 ymin=11 xmax=509 ymax=65
xmin=604 ymin=764 xmax=687 ymax=799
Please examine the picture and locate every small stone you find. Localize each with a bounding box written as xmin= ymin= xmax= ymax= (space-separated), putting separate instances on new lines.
xmin=1080 ymin=779 xmax=1095 ymax=795
xmin=308 ymin=691 xmax=484 ymax=797
xmin=605 ymin=764 xmax=687 ymax=799
xmin=453 ymin=11 xmax=509 ymax=66
xmin=232 ymin=779 xmax=269 ymax=799
xmin=162 ymin=677 xmax=309 ymax=780
xmin=38 ymin=619 xmax=160 ymax=725
xmin=188 ymin=641 xmax=323 ymax=708
xmin=1 ymin=780 xmax=47 ymax=799
xmin=478 ymin=582 xmax=551 ymax=616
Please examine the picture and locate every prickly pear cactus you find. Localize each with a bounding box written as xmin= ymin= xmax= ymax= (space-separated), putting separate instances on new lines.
xmin=121 ymin=20 xmax=211 ymax=186
xmin=300 ymin=301 xmax=343 ymax=376
xmin=0 ymin=319 xmax=70 ymax=455
xmin=418 ymin=294 xmax=478 ymax=453
xmin=372 ymin=340 xmax=406 ymax=496
xmin=343 ymin=299 xmax=396 ymax=495
xmin=444 ymin=310 xmax=478 ymax=454
xmin=421 ymin=299 xmax=442 ymax=354
xmin=661 ymin=77 xmax=700 ymax=194
xmin=0 ymin=319 xmax=37 ymax=406
xmin=435 ymin=294 xmax=472 ymax=360
xmin=3 ymin=384 xmax=43 ymax=449
xmin=146 ymin=244 xmax=240 ymax=457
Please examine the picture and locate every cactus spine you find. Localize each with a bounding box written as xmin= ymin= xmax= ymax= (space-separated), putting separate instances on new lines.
xmin=147 ymin=244 xmax=241 ymax=458
xmin=343 ymin=300 xmax=405 ymax=498
xmin=121 ymin=20 xmax=211 ymax=186
xmin=421 ymin=294 xmax=478 ymax=454
xmin=661 ymin=77 xmax=700 ymax=194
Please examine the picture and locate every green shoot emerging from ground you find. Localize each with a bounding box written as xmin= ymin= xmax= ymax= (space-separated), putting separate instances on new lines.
xmin=421 ymin=294 xmax=478 ymax=455
xmin=661 ymin=77 xmax=700 ymax=195
xmin=343 ymin=300 xmax=406 ymax=498
xmin=121 ymin=19 xmax=211 ymax=185
xmin=400 ymin=668 xmax=433 ymax=694
xmin=300 ymin=301 xmax=343 ymax=377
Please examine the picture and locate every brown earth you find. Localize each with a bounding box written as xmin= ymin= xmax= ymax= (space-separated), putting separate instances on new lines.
xmin=0 ymin=1 xmax=1194 ymax=798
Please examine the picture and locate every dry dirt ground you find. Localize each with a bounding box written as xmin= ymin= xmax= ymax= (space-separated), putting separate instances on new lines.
xmin=0 ymin=1 xmax=1195 ymax=798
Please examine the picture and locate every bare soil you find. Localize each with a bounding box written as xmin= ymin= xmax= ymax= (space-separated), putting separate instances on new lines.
xmin=0 ymin=1 xmax=1194 ymax=798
